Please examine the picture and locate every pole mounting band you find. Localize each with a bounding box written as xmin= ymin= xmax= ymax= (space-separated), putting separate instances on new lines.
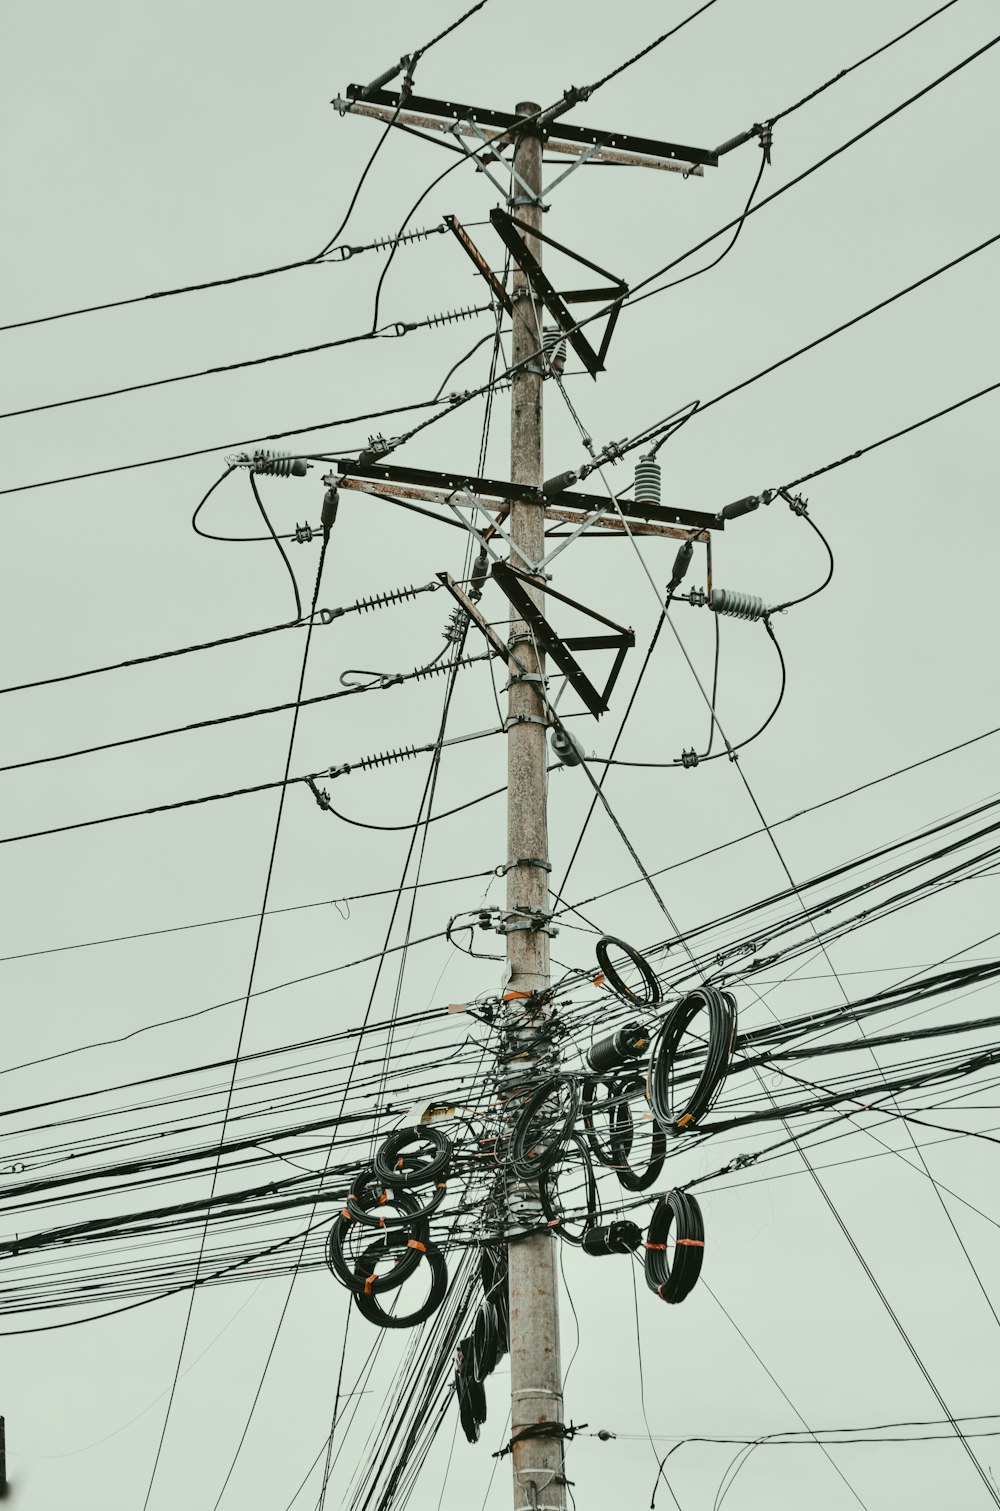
xmin=504 ymin=713 xmax=549 ymax=730
xmin=500 ymin=857 xmax=552 ymax=874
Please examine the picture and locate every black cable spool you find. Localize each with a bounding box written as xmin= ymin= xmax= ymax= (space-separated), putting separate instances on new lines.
xmin=457 ymin=1336 xmax=488 ymax=1443
xmin=587 ymin=1019 xmax=651 ymax=1074
xmin=649 ymin=989 xmax=737 ymax=1133
xmin=608 ymin=1078 xmax=666 ymax=1192
xmin=507 ymin=1075 xmax=581 ymax=1178
xmin=352 ymin=1236 xmax=448 ymax=1328
xmin=581 ymin=1220 xmax=642 ymax=1257
xmin=471 ymin=1300 xmax=501 ymax=1383
xmin=373 ymin=1124 xmax=452 ymax=1188
xmin=644 ymin=1190 xmax=705 ymax=1303
xmin=595 ymin=935 xmax=662 ymax=1007
xmin=345 ymin=1165 xmax=447 ymax=1228
xmin=326 ymin=1220 xmax=427 ymax=1295
xmin=539 ymin=1132 xmax=598 ymax=1244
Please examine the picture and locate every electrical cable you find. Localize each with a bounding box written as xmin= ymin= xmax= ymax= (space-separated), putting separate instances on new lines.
xmin=140 ymin=531 xmax=331 ymax=1511
xmin=0 ymin=652 xmax=491 ymax=776
xmin=767 ymin=0 xmax=964 ymax=126
xmin=782 ymin=378 xmax=1000 ymax=490
xmin=0 ymin=311 xmax=486 ymax=423
xmin=0 ymin=395 xmax=449 ymax=499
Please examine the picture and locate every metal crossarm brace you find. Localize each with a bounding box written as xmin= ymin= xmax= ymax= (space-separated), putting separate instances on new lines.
xmin=342 ymin=87 xmax=719 ymax=168
xmin=444 ymin=216 xmax=515 ymax=316
xmin=489 ymin=210 xmax=627 ymax=377
xmin=325 ymin=458 xmax=724 ymax=533
xmin=490 ymin=561 xmax=634 ymax=718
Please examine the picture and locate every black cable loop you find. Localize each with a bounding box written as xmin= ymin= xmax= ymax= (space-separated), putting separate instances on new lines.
xmin=538 ymin=1133 xmax=598 ymax=1244
xmin=649 ymin=989 xmax=737 ymax=1133
xmin=595 ymin=936 xmax=663 ymax=1007
xmin=644 ymin=1190 xmax=705 ymax=1304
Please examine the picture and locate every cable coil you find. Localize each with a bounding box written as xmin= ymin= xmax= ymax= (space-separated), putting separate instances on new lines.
xmin=644 ymin=1190 xmax=705 ymax=1303
xmin=649 ymin=989 xmax=737 ymax=1133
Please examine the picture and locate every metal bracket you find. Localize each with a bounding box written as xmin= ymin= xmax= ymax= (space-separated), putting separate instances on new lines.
xmin=504 ymin=713 xmax=549 ymax=730
xmin=491 ymin=560 xmax=635 ymax=718
xmin=490 ymin=209 xmax=628 ymax=377
xmin=497 ymin=907 xmax=558 ymax=937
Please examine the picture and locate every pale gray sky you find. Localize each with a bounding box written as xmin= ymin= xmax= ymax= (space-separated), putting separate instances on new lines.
xmin=2 ymin=2 xmax=1000 ymax=1509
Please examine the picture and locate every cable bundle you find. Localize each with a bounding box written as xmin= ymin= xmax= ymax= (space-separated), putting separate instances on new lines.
xmin=644 ymin=1190 xmax=705 ymax=1303
xmin=649 ymin=988 xmax=737 ymax=1132
xmin=506 ymin=1075 xmax=581 ymax=1178
xmin=539 ymin=1134 xmax=598 ymax=1243
xmin=327 ymin=1127 xmax=452 ymax=1328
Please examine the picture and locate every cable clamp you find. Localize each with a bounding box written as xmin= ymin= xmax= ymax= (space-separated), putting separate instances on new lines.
xmin=306 ymin=777 xmax=331 ymax=811
xmin=293 ymin=522 xmax=314 ymax=545
xmin=498 ymin=857 xmax=552 ymax=875
xmin=493 ymin=1421 xmax=585 ymax=1460
xmin=504 ymin=713 xmax=549 ymax=731
xmin=506 ymin=670 xmax=547 ymax=688
xmin=496 ymin=907 xmax=558 ymax=938
xmin=680 ymin=748 xmax=699 ymax=769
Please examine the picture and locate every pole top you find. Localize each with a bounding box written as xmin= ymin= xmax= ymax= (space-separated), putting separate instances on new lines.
xmin=515 ymin=100 xmax=542 ymax=117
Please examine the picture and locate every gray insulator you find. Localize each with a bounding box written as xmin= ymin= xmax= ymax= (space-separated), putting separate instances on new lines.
xmin=634 ymin=455 xmax=661 ymax=507
xmin=543 ymin=327 xmax=567 ymax=373
xmin=709 ymin=587 xmax=767 ymax=622
xmin=550 ymin=728 xmax=584 ymax=767
xmin=251 ymin=450 xmax=310 ymax=479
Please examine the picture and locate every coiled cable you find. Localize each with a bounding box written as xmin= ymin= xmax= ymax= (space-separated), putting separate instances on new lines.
xmin=644 ymin=1190 xmax=705 ymax=1304
xmin=595 ymin=936 xmax=663 ymax=1007
xmin=649 ymin=989 xmax=737 ymax=1132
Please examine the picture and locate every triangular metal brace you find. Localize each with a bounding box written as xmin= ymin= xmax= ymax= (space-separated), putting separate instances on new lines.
xmin=490 ymin=561 xmax=634 ymax=718
xmin=489 ymin=209 xmax=628 ymax=377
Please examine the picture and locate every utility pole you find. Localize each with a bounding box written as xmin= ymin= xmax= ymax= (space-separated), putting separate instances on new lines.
xmin=503 ymin=105 xmax=566 ymax=1511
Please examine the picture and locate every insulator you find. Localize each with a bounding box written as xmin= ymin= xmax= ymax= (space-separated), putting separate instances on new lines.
xmin=586 ymin=1021 xmax=651 ymax=1074
xmin=582 ymin=1221 xmax=642 ymax=1257
xmin=550 ymin=728 xmax=584 ymax=767
xmin=634 ymin=455 xmax=661 ymax=507
xmin=424 ymin=304 xmax=483 ymax=329
xmin=718 ymin=494 xmax=761 ymax=522
xmin=321 ymin=488 xmax=339 ymax=533
xmin=709 ymin=587 xmax=768 ymax=622
xmin=352 ymin=745 xmax=421 ymax=773
xmin=251 ymin=450 xmax=309 ymax=479
xmin=668 ymin=539 xmax=693 ymax=591
xmin=370 ymin=224 xmax=441 ymax=252
xmin=543 ymin=327 xmax=567 ymax=373
xmin=352 ymin=584 xmax=424 ymax=614
xmin=543 ymin=470 xmax=577 ymax=498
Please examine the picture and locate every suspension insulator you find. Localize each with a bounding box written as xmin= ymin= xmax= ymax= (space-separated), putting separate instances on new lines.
xmin=634 ymin=455 xmax=661 ymax=507
xmin=251 ymin=450 xmax=310 ymax=478
xmin=709 ymin=587 xmax=768 ymax=622
xmin=581 ymin=1221 xmax=642 ymax=1257
xmin=586 ymin=1021 xmax=651 ymax=1074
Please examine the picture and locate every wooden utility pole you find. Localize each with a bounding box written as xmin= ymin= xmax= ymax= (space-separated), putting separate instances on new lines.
xmin=504 ymin=104 xmax=567 ymax=1511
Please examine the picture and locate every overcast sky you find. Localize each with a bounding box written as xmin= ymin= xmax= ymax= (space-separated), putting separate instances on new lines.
xmin=2 ymin=2 xmax=1000 ymax=1509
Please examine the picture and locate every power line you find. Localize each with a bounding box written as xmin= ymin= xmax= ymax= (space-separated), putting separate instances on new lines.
xmin=0 ymin=396 xmax=449 ymax=499
xmin=782 ymin=378 xmax=1000 ymax=489
xmin=0 ymin=306 xmax=491 ymax=423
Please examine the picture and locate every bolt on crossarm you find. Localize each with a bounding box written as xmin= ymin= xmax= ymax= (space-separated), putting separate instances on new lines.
xmin=503 ymin=102 xmax=567 ymax=1511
